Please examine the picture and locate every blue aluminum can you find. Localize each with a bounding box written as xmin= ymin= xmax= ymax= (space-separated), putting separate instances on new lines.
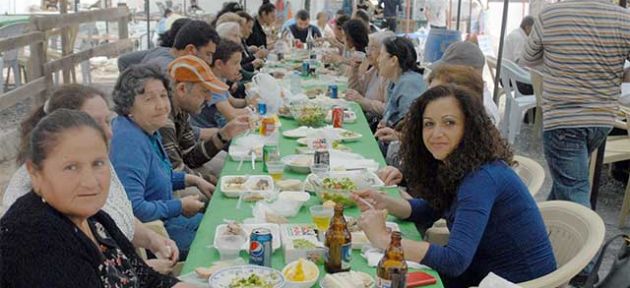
xmin=249 ymin=228 xmax=273 ymax=267
xmin=302 ymin=60 xmax=310 ymax=77
xmin=257 ymin=102 xmax=267 ymax=116
xmin=328 ymin=84 xmax=338 ymax=99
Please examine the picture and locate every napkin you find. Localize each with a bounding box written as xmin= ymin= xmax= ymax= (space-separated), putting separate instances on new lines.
xmin=478 ymin=272 xmax=522 ymax=288
xmin=360 ymin=245 xmax=431 ymax=270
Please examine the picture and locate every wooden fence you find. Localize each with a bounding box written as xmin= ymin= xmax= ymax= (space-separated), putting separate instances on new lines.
xmin=0 ymin=7 xmax=134 ymax=162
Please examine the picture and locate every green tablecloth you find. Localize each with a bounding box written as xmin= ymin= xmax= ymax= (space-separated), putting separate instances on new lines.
xmin=181 ymin=102 xmax=444 ymax=287
xmin=0 ymin=16 xmax=30 ymax=28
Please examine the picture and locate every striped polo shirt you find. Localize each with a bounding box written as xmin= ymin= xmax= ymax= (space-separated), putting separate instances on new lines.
xmin=522 ymin=0 xmax=630 ymax=131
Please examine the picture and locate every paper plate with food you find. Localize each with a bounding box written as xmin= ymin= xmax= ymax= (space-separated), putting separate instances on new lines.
xmin=208 ymin=265 xmax=285 ymax=288
xmin=334 ymin=128 xmax=362 ymax=142
xmin=282 ymin=126 xmax=319 ymax=138
xmin=281 ymin=154 xmax=313 ymax=174
xmin=319 ymin=271 xmax=375 ymax=288
xmin=213 ymin=222 xmax=281 ymax=251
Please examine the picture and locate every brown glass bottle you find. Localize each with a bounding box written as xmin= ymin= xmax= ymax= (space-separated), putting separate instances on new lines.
xmin=324 ymin=203 xmax=352 ymax=273
xmin=376 ymin=231 xmax=408 ymax=288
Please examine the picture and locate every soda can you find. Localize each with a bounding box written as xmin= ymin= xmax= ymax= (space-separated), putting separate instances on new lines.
xmin=328 ymin=84 xmax=338 ymax=99
xmin=314 ymin=149 xmax=330 ymax=166
xmin=332 ymin=107 xmax=344 ymax=128
xmin=302 ymin=61 xmax=310 ymax=77
xmin=257 ymin=102 xmax=267 ymax=116
xmin=249 ymin=228 xmax=273 ymax=267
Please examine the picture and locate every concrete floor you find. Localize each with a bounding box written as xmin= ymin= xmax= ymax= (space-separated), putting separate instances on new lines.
xmin=512 ymin=122 xmax=630 ymax=284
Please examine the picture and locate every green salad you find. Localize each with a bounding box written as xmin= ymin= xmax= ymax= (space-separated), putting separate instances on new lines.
xmin=322 ymin=177 xmax=357 ymax=190
xmin=228 ymin=274 xmax=274 ymax=288
xmin=293 ymin=105 xmax=325 ymax=127
xmin=320 ymin=177 xmax=358 ymax=207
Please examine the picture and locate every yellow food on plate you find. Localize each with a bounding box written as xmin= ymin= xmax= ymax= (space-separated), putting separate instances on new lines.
xmin=284 ymin=259 xmax=318 ymax=282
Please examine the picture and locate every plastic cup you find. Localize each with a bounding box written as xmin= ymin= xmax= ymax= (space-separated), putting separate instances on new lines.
xmin=267 ymin=161 xmax=286 ymax=181
xmin=310 ymin=205 xmax=334 ymax=233
xmin=215 ymin=234 xmax=246 ymax=260
xmin=310 ymin=163 xmax=329 ymax=176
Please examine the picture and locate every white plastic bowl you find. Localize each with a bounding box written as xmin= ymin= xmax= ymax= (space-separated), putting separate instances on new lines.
xmin=282 ymin=259 xmax=320 ymax=288
xmin=278 ymin=191 xmax=311 ymax=204
xmin=215 ymin=234 xmax=246 ymax=260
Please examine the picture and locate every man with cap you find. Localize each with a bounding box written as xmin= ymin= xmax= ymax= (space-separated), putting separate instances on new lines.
xmin=159 ymin=55 xmax=250 ymax=192
xmin=430 ymin=41 xmax=500 ymax=125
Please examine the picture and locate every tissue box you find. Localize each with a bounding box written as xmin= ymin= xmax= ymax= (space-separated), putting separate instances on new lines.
xmin=280 ymin=223 xmax=326 ymax=264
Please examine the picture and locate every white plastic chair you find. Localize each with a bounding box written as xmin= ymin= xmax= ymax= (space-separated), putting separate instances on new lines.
xmin=513 ymin=155 xmax=545 ymax=197
xmin=501 ymin=59 xmax=537 ymax=144
xmin=0 ymin=23 xmax=29 ymax=92
xmin=517 ymin=201 xmax=606 ymax=288
xmin=425 ymin=155 xmax=546 ymax=246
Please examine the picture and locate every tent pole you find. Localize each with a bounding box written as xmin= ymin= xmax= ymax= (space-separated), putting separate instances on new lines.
xmin=492 ymin=0 xmax=510 ymax=103
xmin=146 ymin=0 xmax=151 ymax=49
xmin=456 ymin=0 xmax=462 ymax=31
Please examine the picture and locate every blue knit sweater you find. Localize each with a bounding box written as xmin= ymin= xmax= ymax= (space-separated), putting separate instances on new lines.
xmin=409 ymin=161 xmax=556 ymax=287
xmin=110 ymin=116 xmax=186 ymax=222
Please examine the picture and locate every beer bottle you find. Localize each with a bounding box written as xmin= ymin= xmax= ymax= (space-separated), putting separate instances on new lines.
xmin=324 ymin=203 xmax=352 ymax=273
xmin=376 ymin=231 xmax=408 ymax=288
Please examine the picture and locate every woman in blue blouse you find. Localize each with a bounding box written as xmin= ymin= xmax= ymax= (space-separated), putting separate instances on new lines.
xmin=353 ymin=85 xmax=556 ymax=287
xmin=110 ymin=64 xmax=214 ymax=258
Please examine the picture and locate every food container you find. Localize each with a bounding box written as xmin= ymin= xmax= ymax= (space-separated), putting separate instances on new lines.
xmin=282 ymin=154 xmax=313 ymax=174
xmin=282 ymin=259 xmax=320 ymax=288
xmin=280 ymin=224 xmax=326 ymax=264
xmin=312 ymin=171 xmax=385 ymax=207
xmin=215 ymin=234 xmax=247 ymax=260
xmin=291 ymin=103 xmax=326 ymax=127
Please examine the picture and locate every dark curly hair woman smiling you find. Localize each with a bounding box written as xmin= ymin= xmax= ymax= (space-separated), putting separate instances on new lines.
xmin=352 ymin=85 xmax=556 ymax=287
xmin=399 ymin=85 xmax=513 ymax=213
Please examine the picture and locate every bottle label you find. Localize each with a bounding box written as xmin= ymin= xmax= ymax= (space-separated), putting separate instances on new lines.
xmin=376 ymin=270 xmax=407 ymax=288
xmin=341 ymin=243 xmax=351 ymax=270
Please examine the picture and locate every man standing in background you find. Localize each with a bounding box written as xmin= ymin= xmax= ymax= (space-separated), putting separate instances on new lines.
xmin=378 ymin=0 xmax=401 ymax=32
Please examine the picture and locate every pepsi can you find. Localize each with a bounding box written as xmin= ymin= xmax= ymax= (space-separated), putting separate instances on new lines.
xmin=257 ymin=102 xmax=267 ymax=116
xmin=249 ymin=228 xmax=273 ymax=267
xmin=328 ymin=84 xmax=338 ymax=99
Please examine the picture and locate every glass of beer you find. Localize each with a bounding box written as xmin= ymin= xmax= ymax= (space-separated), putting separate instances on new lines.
xmin=310 ymin=205 xmax=334 ymax=233
xmin=266 ymin=161 xmax=285 ymax=182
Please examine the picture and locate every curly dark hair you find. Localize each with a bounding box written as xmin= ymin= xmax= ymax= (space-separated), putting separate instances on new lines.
xmin=400 ymin=85 xmax=513 ymax=213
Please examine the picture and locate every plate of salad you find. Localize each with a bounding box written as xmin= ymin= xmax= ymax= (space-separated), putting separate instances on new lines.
xmin=208 ymin=265 xmax=285 ymax=288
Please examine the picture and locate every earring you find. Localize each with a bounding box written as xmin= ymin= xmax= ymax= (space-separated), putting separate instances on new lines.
xmin=41 ymin=197 xmax=46 ymax=203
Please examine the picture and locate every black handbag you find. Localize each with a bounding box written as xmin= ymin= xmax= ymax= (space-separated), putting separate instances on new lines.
xmin=583 ymin=234 xmax=630 ymax=288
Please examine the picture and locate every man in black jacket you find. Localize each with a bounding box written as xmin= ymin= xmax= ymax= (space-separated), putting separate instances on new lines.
xmin=246 ymin=2 xmax=276 ymax=48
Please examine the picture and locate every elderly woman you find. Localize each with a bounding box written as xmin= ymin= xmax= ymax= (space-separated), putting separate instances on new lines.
xmin=216 ymin=21 xmax=242 ymax=44
xmin=353 ymin=85 xmax=556 ymax=287
xmin=3 ymin=84 xmax=180 ymax=274
xmin=0 ymin=109 xmax=194 ymax=287
xmin=346 ymin=30 xmax=394 ymax=129
xmin=110 ymin=65 xmax=213 ymax=258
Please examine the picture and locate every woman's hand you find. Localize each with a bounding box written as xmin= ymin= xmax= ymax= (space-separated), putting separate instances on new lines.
xmin=351 ymin=189 xmax=390 ymax=212
xmin=377 ymin=166 xmax=403 ymax=186
xmin=181 ymin=195 xmax=204 ymax=217
xmin=375 ymin=126 xmax=401 ymax=142
xmin=146 ymin=259 xmax=176 ymax=275
xmin=150 ymin=235 xmax=180 ymax=262
xmin=187 ymin=175 xmax=214 ymax=198
xmin=358 ymin=209 xmax=390 ymax=250
xmin=344 ymin=89 xmax=364 ymax=101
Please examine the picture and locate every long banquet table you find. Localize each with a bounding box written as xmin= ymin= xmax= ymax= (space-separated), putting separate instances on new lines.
xmin=181 ymin=101 xmax=444 ymax=287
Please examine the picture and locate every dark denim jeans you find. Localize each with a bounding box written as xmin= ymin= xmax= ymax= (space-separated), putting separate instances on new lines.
xmin=543 ymin=127 xmax=612 ymax=208
xmin=164 ymin=213 xmax=203 ymax=260
xmin=423 ymin=28 xmax=462 ymax=63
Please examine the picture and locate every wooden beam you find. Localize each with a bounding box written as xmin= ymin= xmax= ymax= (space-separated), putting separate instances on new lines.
xmin=44 ymin=39 xmax=133 ymax=74
xmin=33 ymin=7 xmax=130 ymax=31
xmin=0 ymin=31 xmax=45 ymax=53
xmin=0 ymin=78 xmax=46 ymax=109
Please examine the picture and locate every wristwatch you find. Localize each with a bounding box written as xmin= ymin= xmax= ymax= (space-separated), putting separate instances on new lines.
xmin=217 ymin=129 xmax=228 ymax=143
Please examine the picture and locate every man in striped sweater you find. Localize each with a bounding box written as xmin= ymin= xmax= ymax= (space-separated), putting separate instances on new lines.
xmin=522 ymin=0 xmax=630 ymax=211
